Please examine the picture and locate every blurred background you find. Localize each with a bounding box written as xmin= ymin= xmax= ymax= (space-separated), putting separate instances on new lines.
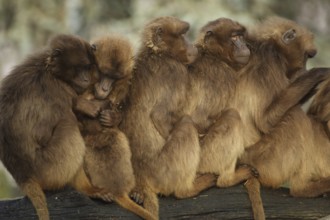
xmin=0 ymin=0 xmax=329 ymax=199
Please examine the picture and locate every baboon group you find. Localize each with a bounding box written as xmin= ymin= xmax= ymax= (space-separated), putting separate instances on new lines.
xmin=1 ymin=15 xmax=330 ymax=220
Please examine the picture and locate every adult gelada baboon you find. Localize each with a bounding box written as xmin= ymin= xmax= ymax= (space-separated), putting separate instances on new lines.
xmin=187 ymin=18 xmax=257 ymax=188
xmin=235 ymin=17 xmax=330 ymax=219
xmin=120 ymin=16 xmax=216 ymax=219
xmin=74 ymin=35 xmax=156 ymax=220
xmin=0 ymin=34 xmax=95 ymax=220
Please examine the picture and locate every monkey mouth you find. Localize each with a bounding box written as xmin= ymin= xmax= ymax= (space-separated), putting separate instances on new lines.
xmin=235 ymin=55 xmax=250 ymax=65
xmin=94 ymin=89 xmax=112 ymax=100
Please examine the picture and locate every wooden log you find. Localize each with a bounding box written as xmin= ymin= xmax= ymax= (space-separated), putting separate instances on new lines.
xmin=0 ymin=184 xmax=329 ymax=219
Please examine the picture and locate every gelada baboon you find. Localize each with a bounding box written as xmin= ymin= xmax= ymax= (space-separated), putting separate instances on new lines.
xmin=0 ymin=34 xmax=95 ymax=220
xmin=74 ymin=35 xmax=156 ymax=220
xmin=187 ymin=17 xmax=257 ymax=190
xmin=233 ymin=16 xmax=326 ymax=142
xmin=74 ymin=35 xmax=134 ymax=131
xmin=235 ymin=17 xmax=330 ymax=219
xmin=120 ymin=16 xmax=216 ymax=218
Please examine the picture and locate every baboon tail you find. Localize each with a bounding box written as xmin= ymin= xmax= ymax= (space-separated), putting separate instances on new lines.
xmin=116 ymin=194 xmax=157 ymax=220
xmin=244 ymin=178 xmax=265 ymax=220
xmin=20 ymin=179 xmax=49 ymax=220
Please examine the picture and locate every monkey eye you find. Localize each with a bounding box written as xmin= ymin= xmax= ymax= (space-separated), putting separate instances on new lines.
xmin=76 ymin=64 xmax=92 ymax=71
xmin=282 ymin=29 xmax=296 ymax=44
xmin=231 ymin=31 xmax=243 ymax=41
xmin=83 ymin=64 xmax=90 ymax=69
xmin=287 ymin=32 xmax=295 ymax=40
xmin=118 ymin=104 xmax=124 ymax=110
xmin=206 ymin=31 xmax=213 ymax=36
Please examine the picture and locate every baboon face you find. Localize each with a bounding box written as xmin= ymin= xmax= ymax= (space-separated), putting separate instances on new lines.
xmin=144 ymin=16 xmax=198 ymax=64
xmin=257 ymin=17 xmax=317 ymax=71
xmin=92 ymin=74 xmax=114 ymax=100
xmin=199 ymin=18 xmax=251 ymax=66
xmin=49 ymin=34 xmax=96 ymax=94
xmin=280 ymin=26 xmax=316 ymax=69
xmin=91 ymin=36 xmax=133 ymax=100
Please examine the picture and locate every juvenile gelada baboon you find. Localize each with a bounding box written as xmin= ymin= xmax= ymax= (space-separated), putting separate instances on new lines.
xmin=120 ymin=16 xmax=216 ymax=219
xmin=187 ymin=17 xmax=257 ymax=189
xmin=234 ymin=17 xmax=330 ymax=219
xmin=73 ymin=35 xmax=156 ymax=220
xmin=0 ymin=34 xmax=95 ymax=220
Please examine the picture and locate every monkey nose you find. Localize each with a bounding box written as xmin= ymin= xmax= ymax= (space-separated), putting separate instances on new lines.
xmin=102 ymin=86 xmax=109 ymax=92
xmin=307 ymin=49 xmax=317 ymax=58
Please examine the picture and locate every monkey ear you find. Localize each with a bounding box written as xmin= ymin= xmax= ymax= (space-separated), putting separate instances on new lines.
xmin=156 ymin=27 xmax=163 ymax=36
xmin=91 ymin=44 xmax=97 ymax=51
xmin=155 ymin=27 xmax=163 ymax=44
xmin=204 ymin=30 xmax=213 ymax=43
xmin=282 ymin=29 xmax=296 ymax=44
xmin=52 ymin=48 xmax=62 ymax=57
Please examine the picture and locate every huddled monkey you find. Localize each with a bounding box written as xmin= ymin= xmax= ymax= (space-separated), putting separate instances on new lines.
xmin=120 ymin=16 xmax=217 ymax=219
xmin=235 ymin=16 xmax=328 ymax=148
xmin=73 ymin=35 xmax=156 ymax=220
xmin=0 ymin=34 xmax=95 ymax=220
xmin=187 ymin=17 xmax=257 ymax=189
xmin=1 ymin=15 xmax=330 ymax=220
xmin=74 ymin=35 xmax=134 ymax=133
xmin=235 ymin=17 xmax=330 ymax=219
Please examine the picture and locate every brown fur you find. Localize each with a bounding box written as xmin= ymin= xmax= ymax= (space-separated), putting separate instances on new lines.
xmin=187 ymin=18 xmax=256 ymax=188
xmin=0 ymin=34 xmax=96 ymax=220
xmin=73 ymin=36 xmax=155 ymax=220
xmin=235 ymin=17 xmax=330 ymax=218
xmin=233 ymin=17 xmax=324 ymax=144
xmin=307 ymin=78 xmax=330 ymax=137
xmin=120 ymin=16 xmax=216 ymax=219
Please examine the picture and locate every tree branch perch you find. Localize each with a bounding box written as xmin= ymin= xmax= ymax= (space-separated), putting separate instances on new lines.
xmin=0 ymin=185 xmax=329 ymax=219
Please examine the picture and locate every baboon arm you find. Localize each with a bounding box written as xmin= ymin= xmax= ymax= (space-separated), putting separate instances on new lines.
xmin=98 ymin=109 xmax=123 ymax=127
xmin=259 ymin=68 xmax=330 ymax=132
xmin=150 ymin=105 xmax=173 ymax=139
xmin=108 ymin=76 xmax=131 ymax=105
xmin=74 ymin=97 xmax=105 ymax=118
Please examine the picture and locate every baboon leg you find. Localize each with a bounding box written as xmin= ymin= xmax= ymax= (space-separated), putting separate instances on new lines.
xmin=70 ymin=166 xmax=102 ymax=197
xmin=198 ymin=108 xmax=246 ymax=188
xmin=153 ymin=115 xmax=204 ymax=198
xmin=70 ymin=166 xmax=114 ymax=202
xmin=217 ymin=165 xmax=259 ymax=188
xmin=36 ymin=119 xmax=85 ymax=189
xmin=244 ymin=178 xmax=265 ymax=220
xmin=174 ymin=173 xmax=217 ymax=199
xmin=130 ymin=186 xmax=145 ymax=205
xmin=21 ymin=179 xmax=49 ymax=220
xmin=291 ymin=177 xmax=330 ymax=197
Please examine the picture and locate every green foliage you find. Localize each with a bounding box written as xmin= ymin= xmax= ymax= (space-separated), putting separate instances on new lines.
xmin=0 ymin=168 xmax=21 ymax=199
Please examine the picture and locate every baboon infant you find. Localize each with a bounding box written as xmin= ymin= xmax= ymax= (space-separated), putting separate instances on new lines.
xmin=0 ymin=34 xmax=95 ymax=220
xmin=74 ymin=35 xmax=156 ymax=220
xmin=120 ymin=16 xmax=216 ymax=219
